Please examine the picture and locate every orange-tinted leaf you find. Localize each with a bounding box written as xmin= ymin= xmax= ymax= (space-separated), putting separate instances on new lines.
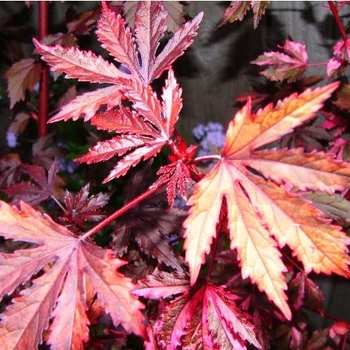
xmin=184 ymin=83 xmax=350 ymax=320
xmin=4 ymin=58 xmax=41 ymax=108
xmin=224 ymin=84 xmax=338 ymax=156
xmin=0 ymin=201 xmax=146 ymax=349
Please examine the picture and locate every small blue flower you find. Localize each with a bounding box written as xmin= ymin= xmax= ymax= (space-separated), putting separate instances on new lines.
xmin=6 ymin=131 xmax=18 ymax=148
xmin=206 ymin=130 xmax=226 ymax=148
xmin=207 ymin=122 xmax=224 ymax=132
xmin=192 ymin=123 xmax=207 ymax=140
xmin=192 ymin=121 xmax=226 ymax=157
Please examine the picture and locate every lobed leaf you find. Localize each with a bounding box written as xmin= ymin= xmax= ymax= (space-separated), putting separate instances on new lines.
xmin=252 ymin=39 xmax=308 ymax=83
xmin=0 ymin=201 xmax=146 ymax=348
xmin=33 ymin=38 xmax=129 ymax=84
xmin=97 ymin=3 xmax=140 ymax=78
xmin=134 ymin=1 xmax=168 ymax=83
xmin=49 ymin=86 xmax=123 ymax=123
xmin=152 ymin=11 xmax=203 ymax=82
xmin=154 ymin=282 xmax=261 ymax=349
xmin=224 ymin=83 xmax=339 ymax=156
xmin=2 ymin=160 xmax=59 ymax=206
xmin=184 ymin=83 xmax=350 ymax=319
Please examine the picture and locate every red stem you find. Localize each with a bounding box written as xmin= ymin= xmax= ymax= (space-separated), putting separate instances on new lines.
xmin=38 ymin=2 xmax=49 ymax=137
xmin=328 ymin=1 xmax=348 ymax=43
xmin=80 ymin=180 xmax=167 ymax=240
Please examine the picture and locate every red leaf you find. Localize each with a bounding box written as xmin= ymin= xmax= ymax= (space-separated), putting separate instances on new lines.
xmin=33 ymin=38 xmax=129 ymax=84
xmin=122 ymin=1 xmax=203 ymax=83
xmin=97 ymin=3 xmax=141 ymax=78
xmin=132 ymin=268 xmax=190 ymax=299
xmin=252 ymin=39 xmax=308 ymax=82
xmin=77 ymin=69 xmax=182 ymax=182
xmin=61 ymin=183 xmax=110 ymax=229
xmin=2 ymin=159 xmax=59 ymax=206
xmin=49 ymin=86 xmax=124 ymax=123
xmin=0 ymin=201 xmax=146 ymax=348
xmin=154 ymin=282 xmax=261 ymax=349
xmin=155 ymin=161 xmax=193 ymax=208
xmin=134 ymin=1 xmax=168 ymax=83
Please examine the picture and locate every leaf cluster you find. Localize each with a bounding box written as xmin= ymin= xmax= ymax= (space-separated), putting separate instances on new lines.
xmin=1 ymin=1 xmax=350 ymax=349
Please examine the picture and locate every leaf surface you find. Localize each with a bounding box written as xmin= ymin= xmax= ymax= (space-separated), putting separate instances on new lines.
xmin=2 ymin=159 xmax=59 ymax=206
xmin=184 ymin=83 xmax=350 ymax=319
xmin=76 ymin=69 xmax=182 ymax=182
xmin=154 ymin=282 xmax=261 ymax=349
xmin=0 ymin=201 xmax=146 ymax=349
xmin=4 ymin=58 xmax=42 ymax=108
xmin=34 ymin=38 xmax=128 ymax=84
xmin=252 ymin=39 xmax=308 ymax=82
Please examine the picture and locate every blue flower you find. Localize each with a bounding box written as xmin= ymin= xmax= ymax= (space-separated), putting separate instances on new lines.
xmin=6 ymin=131 xmax=18 ymax=148
xmin=192 ymin=121 xmax=226 ymax=156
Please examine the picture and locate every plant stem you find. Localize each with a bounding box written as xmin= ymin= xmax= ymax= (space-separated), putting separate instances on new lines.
xmin=328 ymin=1 xmax=348 ymax=44
xmin=38 ymin=2 xmax=49 ymax=137
xmin=194 ymin=155 xmax=221 ymax=164
xmin=80 ymin=180 xmax=167 ymax=240
xmin=51 ymin=195 xmax=68 ymax=214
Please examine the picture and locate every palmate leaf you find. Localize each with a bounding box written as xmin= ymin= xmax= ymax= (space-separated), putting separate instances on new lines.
xmin=152 ymin=282 xmax=261 ymax=349
xmin=76 ymin=69 xmax=182 ymax=182
xmin=2 ymin=159 xmax=60 ymax=206
xmin=98 ymin=1 xmax=202 ymax=84
xmin=33 ymin=3 xmax=202 ymax=183
xmin=0 ymin=201 xmax=146 ymax=349
xmin=112 ymin=164 xmax=186 ymax=270
xmin=184 ymin=83 xmax=350 ymax=320
xmin=252 ymin=39 xmax=308 ymax=83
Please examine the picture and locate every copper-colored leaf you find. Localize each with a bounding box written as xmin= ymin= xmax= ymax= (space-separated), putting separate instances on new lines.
xmin=220 ymin=2 xmax=251 ymax=26
xmin=184 ymin=83 xmax=350 ymax=320
xmin=0 ymin=201 xmax=146 ymax=349
xmin=4 ymin=58 xmax=42 ymax=108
